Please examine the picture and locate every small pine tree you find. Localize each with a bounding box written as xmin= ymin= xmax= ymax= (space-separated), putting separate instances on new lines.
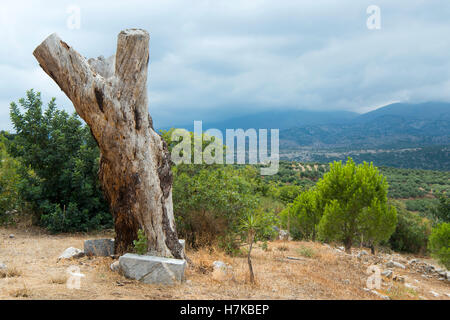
xmin=317 ymin=158 xmax=397 ymax=253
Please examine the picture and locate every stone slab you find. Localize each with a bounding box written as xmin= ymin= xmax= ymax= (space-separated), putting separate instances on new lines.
xmin=84 ymin=239 xmax=115 ymax=256
xmin=119 ymin=253 xmax=186 ymax=285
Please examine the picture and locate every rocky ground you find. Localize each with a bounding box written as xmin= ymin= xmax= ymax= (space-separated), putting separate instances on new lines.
xmin=0 ymin=227 xmax=448 ymax=300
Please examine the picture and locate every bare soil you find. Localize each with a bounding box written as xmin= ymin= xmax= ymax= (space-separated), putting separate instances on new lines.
xmin=0 ymin=227 xmax=448 ymax=300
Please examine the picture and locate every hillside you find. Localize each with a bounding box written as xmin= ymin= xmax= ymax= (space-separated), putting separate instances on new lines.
xmin=281 ymin=145 xmax=450 ymax=171
xmin=280 ymin=102 xmax=450 ymax=149
xmin=161 ymin=109 xmax=359 ymax=132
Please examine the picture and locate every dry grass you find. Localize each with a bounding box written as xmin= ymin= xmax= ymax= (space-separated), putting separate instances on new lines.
xmin=50 ymin=274 xmax=68 ymax=285
xmin=0 ymin=227 xmax=448 ymax=300
xmin=0 ymin=266 xmax=22 ymax=278
xmin=384 ymin=283 xmax=420 ymax=300
xmin=10 ymin=284 xmax=32 ymax=298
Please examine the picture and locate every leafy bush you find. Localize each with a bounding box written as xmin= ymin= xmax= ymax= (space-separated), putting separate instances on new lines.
xmin=434 ymin=194 xmax=449 ymax=223
xmin=172 ymin=164 xmax=260 ymax=248
xmin=133 ymin=229 xmax=148 ymax=255
xmin=285 ymin=189 xmax=322 ymax=241
xmin=388 ymin=201 xmax=431 ymax=253
xmin=428 ymin=222 xmax=450 ymax=269
xmin=297 ymin=245 xmax=316 ymax=258
xmin=9 ymin=90 xmax=112 ymax=232
xmin=0 ymin=136 xmax=21 ymax=224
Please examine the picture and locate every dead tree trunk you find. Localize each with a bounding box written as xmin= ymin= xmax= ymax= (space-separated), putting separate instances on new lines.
xmin=33 ymin=29 xmax=184 ymax=258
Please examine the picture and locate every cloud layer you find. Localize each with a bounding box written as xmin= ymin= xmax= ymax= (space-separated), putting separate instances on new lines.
xmin=1 ymin=0 xmax=450 ymax=130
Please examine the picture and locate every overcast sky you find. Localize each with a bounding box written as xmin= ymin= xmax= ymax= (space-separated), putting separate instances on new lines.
xmin=1 ymin=0 xmax=450 ymax=130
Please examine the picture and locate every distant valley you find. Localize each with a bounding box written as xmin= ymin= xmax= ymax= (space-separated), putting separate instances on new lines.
xmin=161 ymin=102 xmax=450 ymax=170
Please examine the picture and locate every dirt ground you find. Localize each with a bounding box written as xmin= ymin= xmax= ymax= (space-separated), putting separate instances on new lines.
xmin=0 ymin=227 xmax=448 ymax=300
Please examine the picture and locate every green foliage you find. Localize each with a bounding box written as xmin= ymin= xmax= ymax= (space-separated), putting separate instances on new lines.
xmin=297 ymin=245 xmax=316 ymax=258
xmin=278 ymin=185 xmax=302 ymax=205
xmin=133 ymin=229 xmax=148 ymax=255
xmin=9 ymin=90 xmax=112 ymax=232
xmin=428 ymin=223 xmax=450 ymax=269
xmin=316 ymin=158 xmax=397 ymax=249
xmin=388 ymin=201 xmax=430 ymax=253
xmin=379 ymin=167 xmax=450 ymax=199
xmin=260 ymin=241 xmax=268 ymax=251
xmin=239 ymin=208 xmax=278 ymax=283
xmin=172 ymin=164 xmax=260 ymax=248
xmin=435 ymin=193 xmax=450 ymax=223
xmin=160 ymin=128 xmax=275 ymax=249
xmin=286 ymin=189 xmax=322 ymax=240
xmin=262 ymin=161 xmax=450 ymax=202
xmin=239 ymin=209 xmax=278 ymax=243
xmin=0 ymin=136 xmax=21 ymax=224
xmin=404 ymin=198 xmax=439 ymax=221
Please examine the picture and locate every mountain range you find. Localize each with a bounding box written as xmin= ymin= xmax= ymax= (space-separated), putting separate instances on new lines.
xmin=280 ymin=102 xmax=450 ymax=149
xmin=164 ymin=101 xmax=450 ymax=150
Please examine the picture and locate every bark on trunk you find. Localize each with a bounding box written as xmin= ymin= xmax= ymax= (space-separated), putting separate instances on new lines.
xmin=369 ymin=242 xmax=376 ymax=255
xmin=33 ymin=29 xmax=184 ymax=258
xmin=344 ymin=237 xmax=352 ymax=254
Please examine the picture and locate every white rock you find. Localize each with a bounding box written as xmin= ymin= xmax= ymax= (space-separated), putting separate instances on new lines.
xmin=405 ymin=283 xmax=417 ymax=290
xmin=0 ymin=262 xmax=7 ymax=270
xmin=381 ymin=270 xmax=393 ymax=278
xmin=386 ymin=260 xmax=405 ymax=269
xmin=430 ymin=290 xmax=440 ymax=297
xmin=371 ymin=290 xmax=390 ymax=300
xmin=357 ymin=250 xmax=368 ymax=258
xmin=278 ymin=230 xmax=289 ymax=240
xmin=119 ymin=253 xmax=186 ymax=285
xmin=212 ymin=260 xmax=233 ymax=282
xmin=9 ymin=234 xmax=14 ymax=239
xmin=110 ymin=261 xmax=120 ymax=272
xmin=58 ymin=247 xmax=84 ymax=260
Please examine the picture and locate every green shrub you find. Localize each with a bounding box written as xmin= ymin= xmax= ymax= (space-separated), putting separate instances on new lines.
xmin=0 ymin=136 xmax=21 ymax=225
xmin=9 ymin=90 xmax=112 ymax=232
xmin=133 ymin=229 xmax=148 ymax=255
xmin=388 ymin=201 xmax=430 ymax=253
xmin=297 ymin=245 xmax=316 ymax=258
xmin=428 ymin=223 xmax=450 ymax=269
